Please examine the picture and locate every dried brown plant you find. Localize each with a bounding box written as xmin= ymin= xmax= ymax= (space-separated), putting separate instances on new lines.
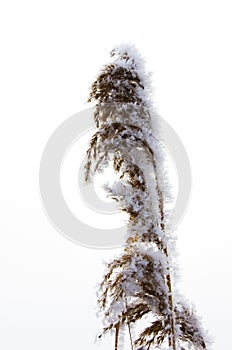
xmin=84 ymin=45 xmax=208 ymax=350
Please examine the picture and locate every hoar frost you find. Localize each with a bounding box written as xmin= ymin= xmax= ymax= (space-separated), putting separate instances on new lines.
xmin=84 ymin=43 xmax=210 ymax=350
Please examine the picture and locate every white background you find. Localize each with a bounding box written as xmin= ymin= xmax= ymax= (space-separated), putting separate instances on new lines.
xmin=0 ymin=0 xmax=232 ymax=349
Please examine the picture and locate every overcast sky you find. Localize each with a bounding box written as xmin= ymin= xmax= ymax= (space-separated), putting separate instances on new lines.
xmin=0 ymin=1 xmax=232 ymax=349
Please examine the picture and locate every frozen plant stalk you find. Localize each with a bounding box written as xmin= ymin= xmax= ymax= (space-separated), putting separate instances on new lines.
xmin=85 ymin=44 xmax=209 ymax=350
